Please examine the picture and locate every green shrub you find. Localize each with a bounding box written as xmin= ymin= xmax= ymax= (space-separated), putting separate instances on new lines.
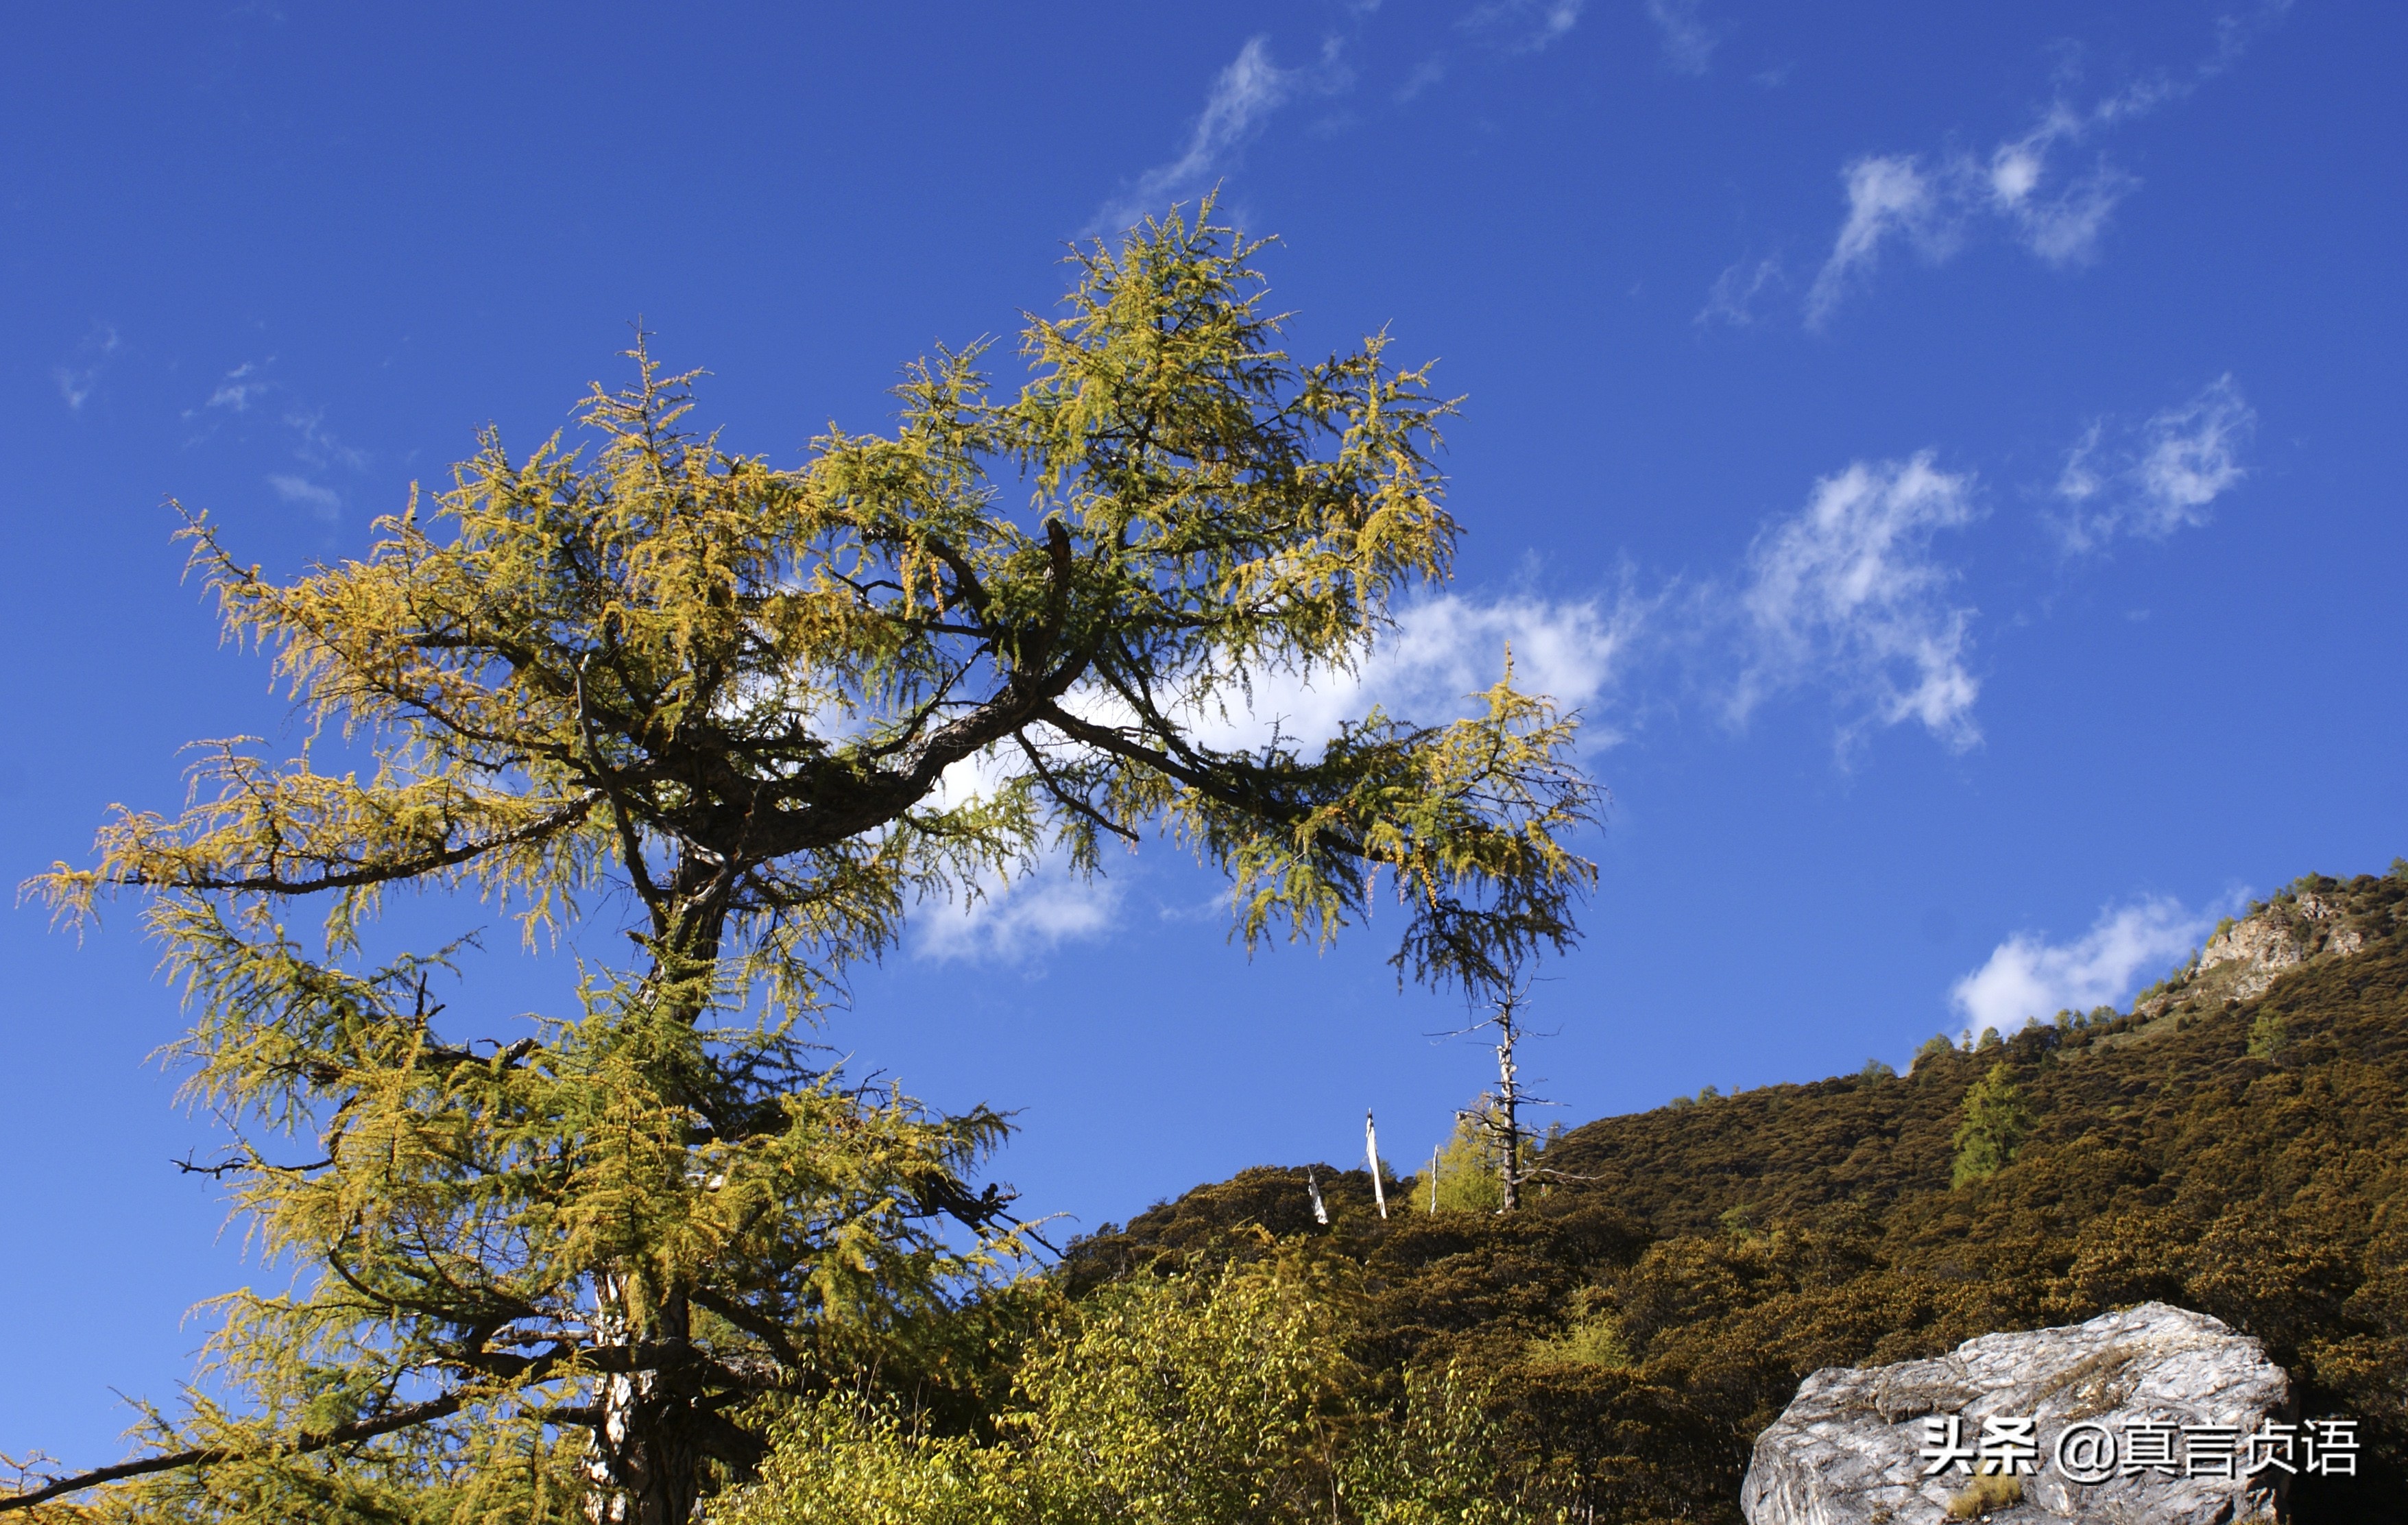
xmin=1431 ymin=1101 xmax=1510 ymax=1214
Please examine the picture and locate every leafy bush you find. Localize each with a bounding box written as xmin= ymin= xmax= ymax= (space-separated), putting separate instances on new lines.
xmin=720 ymin=1247 xmax=1534 ymax=1525
xmin=1432 ymin=1101 xmax=1508 ymax=1214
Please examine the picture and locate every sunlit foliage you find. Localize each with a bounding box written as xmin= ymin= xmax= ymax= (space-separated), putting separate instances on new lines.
xmin=10 ymin=202 xmax=1595 ymax=1524
xmin=718 ymin=1250 xmax=1526 ymax=1525
xmin=1949 ymin=1062 xmax=2030 ymax=1187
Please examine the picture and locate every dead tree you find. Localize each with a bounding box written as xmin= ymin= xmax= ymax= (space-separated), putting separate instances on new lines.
xmin=1442 ymin=969 xmax=1591 ymax=1212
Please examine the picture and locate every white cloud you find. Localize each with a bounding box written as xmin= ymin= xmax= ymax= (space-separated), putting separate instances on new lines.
xmin=1951 ymin=896 xmax=2213 ymax=1036
xmin=1697 ymin=253 xmax=1785 ymax=327
xmin=1395 ymin=52 xmax=1449 ymax=102
xmin=1804 ymin=132 xmax=2126 ymax=326
xmin=915 ymin=861 xmax=1123 ymax=964
xmin=1805 ymin=156 xmax=1951 ymax=328
xmin=2006 ymin=162 xmax=2136 ymax=265
xmin=267 ymin=473 xmax=342 ymax=519
xmin=1731 ymin=453 xmax=1982 ymax=749
xmin=907 ymin=587 xmax=1635 ymax=963
xmin=909 ymin=743 xmax=1124 ymax=965
xmin=1645 ymin=0 xmax=1721 ymax=75
xmin=1192 ymin=589 xmax=1643 ymax=756
xmin=1982 ymin=109 xmax=2139 ymax=266
xmin=1094 ymin=38 xmax=1300 ymax=232
xmin=287 ymin=406 xmax=371 ymax=472
xmin=2052 ymin=376 xmax=2254 ymax=552
xmin=183 ymin=361 xmax=374 ymax=488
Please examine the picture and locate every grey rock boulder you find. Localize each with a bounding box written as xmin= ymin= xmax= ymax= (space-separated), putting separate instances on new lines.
xmin=1740 ymin=1303 xmax=2289 ymax=1524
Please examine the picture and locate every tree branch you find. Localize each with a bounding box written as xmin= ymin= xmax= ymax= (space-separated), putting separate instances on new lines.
xmin=119 ymin=792 xmax=602 ymax=899
xmin=0 ymin=1392 xmax=464 ymax=1515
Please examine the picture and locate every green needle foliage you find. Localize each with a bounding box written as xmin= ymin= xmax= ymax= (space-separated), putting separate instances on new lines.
xmin=16 ymin=202 xmax=1596 ymax=1524
xmin=1950 ymin=1063 xmax=2031 ymax=1188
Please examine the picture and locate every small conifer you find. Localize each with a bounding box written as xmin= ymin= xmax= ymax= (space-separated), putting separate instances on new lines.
xmin=1951 ymin=1063 xmax=2032 ymax=1187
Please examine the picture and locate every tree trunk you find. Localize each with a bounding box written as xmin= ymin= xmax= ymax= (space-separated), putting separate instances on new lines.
xmin=582 ymin=1287 xmax=704 ymax=1524
xmin=579 ymin=876 xmax=727 ymax=1523
xmin=1495 ymin=993 xmax=1521 ymax=1212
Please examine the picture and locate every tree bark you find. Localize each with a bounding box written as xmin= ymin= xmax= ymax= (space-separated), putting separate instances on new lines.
xmin=583 ymin=872 xmax=723 ymax=1525
xmin=1495 ymin=992 xmax=1521 ymax=1213
xmin=582 ymin=1280 xmax=703 ymax=1525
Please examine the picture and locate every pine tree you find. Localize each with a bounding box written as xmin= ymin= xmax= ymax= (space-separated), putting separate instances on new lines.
xmin=13 ymin=203 xmax=1596 ymax=1524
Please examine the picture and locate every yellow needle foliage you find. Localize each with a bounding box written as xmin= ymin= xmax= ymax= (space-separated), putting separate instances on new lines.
xmin=14 ymin=202 xmax=1596 ymax=1525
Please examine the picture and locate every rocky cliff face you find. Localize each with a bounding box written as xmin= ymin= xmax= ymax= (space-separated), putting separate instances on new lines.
xmin=1739 ymin=1304 xmax=2290 ymax=1525
xmin=2136 ymin=881 xmax=2394 ymax=1018
xmin=2193 ymin=893 xmax=2366 ymax=1001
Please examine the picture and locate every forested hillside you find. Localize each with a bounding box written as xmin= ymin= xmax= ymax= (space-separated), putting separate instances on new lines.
xmin=1050 ymin=867 xmax=2408 ymax=1523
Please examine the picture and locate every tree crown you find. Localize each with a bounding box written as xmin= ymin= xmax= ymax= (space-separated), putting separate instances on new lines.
xmin=16 ymin=202 xmax=1598 ymax=1522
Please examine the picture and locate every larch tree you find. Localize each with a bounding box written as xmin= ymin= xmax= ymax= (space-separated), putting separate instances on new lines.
xmin=1951 ymin=1062 xmax=2032 ymax=1188
xmin=9 ymin=204 xmax=1598 ymax=1524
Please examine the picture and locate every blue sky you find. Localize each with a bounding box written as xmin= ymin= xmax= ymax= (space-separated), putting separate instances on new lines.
xmin=4 ymin=0 xmax=2403 ymax=1465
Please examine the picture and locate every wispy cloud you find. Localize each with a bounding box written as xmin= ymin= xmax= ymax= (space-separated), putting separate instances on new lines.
xmin=1803 ymin=156 xmax=1959 ymax=328
xmin=267 ymin=473 xmax=342 ymax=520
xmin=287 ymin=405 xmax=371 ymax=472
xmin=1645 ymin=0 xmax=1722 ymax=75
xmin=1793 ymin=10 xmax=2287 ymax=327
xmin=1697 ymin=253 xmax=1786 ymax=327
xmin=206 ymin=361 xmax=272 ymax=413
xmin=1981 ymin=109 xmax=2140 ymax=266
xmin=1094 ymin=38 xmax=1303 ymax=232
xmin=185 ymin=361 xmax=374 ymax=515
xmin=915 ymin=861 xmax=1124 ymax=965
xmin=1461 ymin=0 xmax=1587 ymax=54
xmin=913 ymin=419 xmax=2107 ymax=968
xmin=1395 ymin=52 xmax=1449 ymax=102
xmin=1730 ymin=453 xmax=1983 ymax=751
xmin=2051 ymin=376 xmax=2254 ymax=553
xmin=54 ymin=325 xmax=122 ymax=411
xmin=1951 ymin=896 xmax=2215 ymax=1035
